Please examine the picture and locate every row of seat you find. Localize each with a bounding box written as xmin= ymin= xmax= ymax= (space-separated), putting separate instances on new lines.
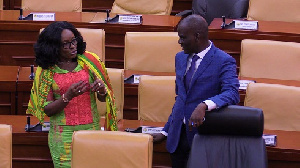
xmin=76 ymin=28 xmax=300 ymax=131
xmin=1 ymin=0 xmax=299 ymax=23
xmin=98 ymin=70 xmax=300 ymax=132
xmin=0 ymin=124 xmax=12 ymax=168
xmin=78 ymin=28 xmax=300 ymax=81
xmin=139 ymin=75 xmax=300 ymax=132
xmin=3 ymin=0 xmax=173 ymax=15
xmin=0 ymin=123 xmax=153 ymax=168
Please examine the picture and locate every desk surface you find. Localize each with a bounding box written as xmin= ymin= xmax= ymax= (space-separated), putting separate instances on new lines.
xmin=0 ymin=115 xmax=300 ymax=168
xmin=0 ymin=65 xmax=19 ymax=98
xmin=0 ymin=10 xmax=181 ymax=29
xmin=0 ymin=66 xmax=19 ymax=82
xmin=209 ymin=18 xmax=300 ymax=37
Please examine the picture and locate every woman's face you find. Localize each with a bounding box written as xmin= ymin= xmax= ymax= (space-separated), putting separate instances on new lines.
xmin=60 ymin=29 xmax=78 ymax=62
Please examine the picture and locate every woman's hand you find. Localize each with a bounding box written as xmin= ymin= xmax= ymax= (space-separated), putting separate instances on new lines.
xmin=64 ymin=80 xmax=89 ymax=100
xmin=91 ymin=78 xmax=106 ymax=95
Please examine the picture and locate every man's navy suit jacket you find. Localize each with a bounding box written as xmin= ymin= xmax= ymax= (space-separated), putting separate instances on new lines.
xmin=163 ymin=43 xmax=240 ymax=153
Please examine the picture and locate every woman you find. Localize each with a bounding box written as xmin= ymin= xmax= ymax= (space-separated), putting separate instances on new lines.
xmin=26 ymin=21 xmax=118 ymax=168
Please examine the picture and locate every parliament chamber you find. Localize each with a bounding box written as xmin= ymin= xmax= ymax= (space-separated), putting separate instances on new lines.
xmin=1 ymin=0 xmax=300 ymax=167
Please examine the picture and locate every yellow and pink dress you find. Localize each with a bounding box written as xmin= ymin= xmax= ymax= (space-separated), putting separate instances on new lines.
xmin=26 ymin=51 xmax=118 ymax=168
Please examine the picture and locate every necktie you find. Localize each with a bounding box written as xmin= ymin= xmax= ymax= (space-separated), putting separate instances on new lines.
xmin=185 ymin=55 xmax=199 ymax=90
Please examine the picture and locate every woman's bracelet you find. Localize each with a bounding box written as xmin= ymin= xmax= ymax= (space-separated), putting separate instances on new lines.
xmin=97 ymin=89 xmax=107 ymax=96
xmin=62 ymin=94 xmax=69 ymax=103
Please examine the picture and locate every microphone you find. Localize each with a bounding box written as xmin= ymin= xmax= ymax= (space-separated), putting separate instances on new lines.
xmin=26 ymin=116 xmax=31 ymax=131
xmin=105 ymin=9 xmax=111 ymax=22
xmin=29 ymin=65 xmax=35 ymax=80
xmin=18 ymin=8 xmax=24 ymax=20
xmin=221 ymin=16 xmax=226 ymax=29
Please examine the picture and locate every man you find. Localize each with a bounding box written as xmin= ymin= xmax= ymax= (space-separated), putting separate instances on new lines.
xmin=152 ymin=15 xmax=240 ymax=168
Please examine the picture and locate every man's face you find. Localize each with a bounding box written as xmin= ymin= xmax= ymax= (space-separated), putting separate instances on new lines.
xmin=177 ymin=24 xmax=197 ymax=54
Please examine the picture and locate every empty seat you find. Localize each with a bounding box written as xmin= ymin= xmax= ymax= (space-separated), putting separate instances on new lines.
xmin=245 ymin=83 xmax=300 ymax=131
xmin=0 ymin=124 xmax=12 ymax=168
xmin=22 ymin=0 xmax=82 ymax=12
xmin=247 ymin=0 xmax=300 ymax=22
xmin=124 ymin=32 xmax=181 ymax=73
xmin=97 ymin=68 xmax=124 ymax=120
xmin=0 ymin=0 xmax=3 ymax=10
xmin=188 ymin=105 xmax=267 ymax=168
xmin=240 ymin=39 xmax=300 ymax=81
xmin=71 ymin=130 xmax=153 ymax=168
xmin=192 ymin=0 xmax=249 ymax=25
xmin=111 ymin=0 xmax=173 ymax=15
xmin=138 ymin=75 xmax=176 ymax=122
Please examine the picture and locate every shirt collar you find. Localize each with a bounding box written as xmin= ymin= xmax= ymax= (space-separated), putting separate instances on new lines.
xmin=194 ymin=41 xmax=212 ymax=59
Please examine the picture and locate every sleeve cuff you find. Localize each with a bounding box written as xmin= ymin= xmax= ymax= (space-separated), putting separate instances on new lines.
xmin=161 ymin=131 xmax=168 ymax=136
xmin=204 ymin=100 xmax=217 ymax=111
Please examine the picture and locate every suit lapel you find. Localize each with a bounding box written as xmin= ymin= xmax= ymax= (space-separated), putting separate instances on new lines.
xmin=188 ymin=46 xmax=215 ymax=92
xmin=177 ymin=53 xmax=189 ymax=94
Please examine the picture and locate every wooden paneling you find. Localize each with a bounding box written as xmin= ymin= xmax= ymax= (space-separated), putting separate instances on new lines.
xmin=82 ymin=0 xmax=114 ymax=12
xmin=0 ymin=42 xmax=35 ymax=66
xmin=171 ymin=0 xmax=193 ymax=15
xmin=0 ymin=66 xmax=19 ymax=115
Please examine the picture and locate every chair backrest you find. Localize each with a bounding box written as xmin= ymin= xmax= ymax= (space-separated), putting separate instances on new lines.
xmin=188 ymin=105 xmax=267 ymax=168
xmin=77 ymin=28 xmax=105 ymax=63
xmin=124 ymin=32 xmax=181 ymax=72
xmin=97 ymin=68 xmax=124 ymax=120
xmin=0 ymin=0 xmax=3 ymax=10
xmin=244 ymin=82 xmax=300 ymax=131
xmin=138 ymin=75 xmax=176 ymax=122
xmin=0 ymin=124 xmax=12 ymax=168
xmin=192 ymin=0 xmax=249 ymax=25
xmin=22 ymin=0 xmax=82 ymax=12
xmin=111 ymin=0 xmax=173 ymax=15
xmin=247 ymin=0 xmax=300 ymax=22
xmin=72 ymin=130 xmax=153 ymax=168
xmin=240 ymin=39 xmax=300 ymax=81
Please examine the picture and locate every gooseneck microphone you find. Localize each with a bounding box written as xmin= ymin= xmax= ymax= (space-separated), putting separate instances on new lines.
xmin=29 ymin=65 xmax=35 ymax=80
xmin=221 ymin=16 xmax=226 ymax=29
xmin=18 ymin=8 xmax=24 ymax=20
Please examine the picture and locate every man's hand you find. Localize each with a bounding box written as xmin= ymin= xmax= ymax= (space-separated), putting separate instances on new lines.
xmin=151 ymin=133 xmax=167 ymax=143
xmin=188 ymin=102 xmax=207 ymax=130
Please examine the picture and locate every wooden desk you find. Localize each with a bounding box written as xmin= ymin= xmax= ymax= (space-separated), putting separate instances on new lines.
xmin=0 ymin=66 xmax=19 ymax=115
xmin=0 ymin=10 xmax=181 ymax=68
xmin=209 ymin=18 xmax=300 ymax=71
xmin=0 ymin=115 xmax=299 ymax=168
xmin=4 ymin=0 xmax=192 ymax=15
